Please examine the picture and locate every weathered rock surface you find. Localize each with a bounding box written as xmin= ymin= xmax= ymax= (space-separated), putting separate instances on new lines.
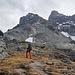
xmin=0 ymin=36 xmax=8 ymax=60
xmin=48 ymin=10 xmax=75 ymax=36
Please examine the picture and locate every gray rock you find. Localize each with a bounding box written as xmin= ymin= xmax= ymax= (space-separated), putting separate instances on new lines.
xmin=48 ymin=10 xmax=75 ymax=37
xmin=0 ymin=52 xmax=9 ymax=60
xmin=0 ymin=37 xmax=8 ymax=60
xmin=46 ymin=62 xmax=54 ymax=65
xmin=0 ymin=53 xmax=4 ymax=60
xmin=61 ymin=58 xmax=72 ymax=64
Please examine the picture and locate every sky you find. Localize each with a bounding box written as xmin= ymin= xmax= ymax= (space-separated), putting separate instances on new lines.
xmin=0 ymin=0 xmax=75 ymax=32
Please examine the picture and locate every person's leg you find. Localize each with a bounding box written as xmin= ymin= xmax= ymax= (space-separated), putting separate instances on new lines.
xmin=29 ymin=51 xmax=32 ymax=59
xmin=26 ymin=50 xmax=28 ymax=58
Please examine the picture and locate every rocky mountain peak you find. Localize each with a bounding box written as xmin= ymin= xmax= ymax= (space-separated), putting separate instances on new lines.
xmin=50 ymin=10 xmax=59 ymax=16
xmin=48 ymin=10 xmax=67 ymax=27
xmin=48 ymin=10 xmax=75 ymax=38
xmin=49 ymin=10 xmax=64 ymax=19
xmin=27 ymin=13 xmax=38 ymax=17
xmin=19 ymin=13 xmax=47 ymax=25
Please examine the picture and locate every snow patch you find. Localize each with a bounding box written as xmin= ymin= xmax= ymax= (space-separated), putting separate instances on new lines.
xmin=61 ymin=31 xmax=75 ymax=41
xmin=25 ymin=37 xmax=36 ymax=43
xmin=63 ymin=22 xmax=66 ymax=24
xmin=29 ymin=34 xmax=33 ymax=37
xmin=25 ymin=37 xmax=33 ymax=43
xmin=61 ymin=31 xmax=70 ymax=37
xmin=70 ymin=36 xmax=75 ymax=41
xmin=56 ymin=22 xmax=59 ymax=24
xmin=59 ymin=24 xmax=62 ymax=26
xmin=74 ymin=24 xmax=75 ymax=26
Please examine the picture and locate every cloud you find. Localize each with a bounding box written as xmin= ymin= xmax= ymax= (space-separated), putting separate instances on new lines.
xmin=0 ymin=0 xmax=75 ymax=32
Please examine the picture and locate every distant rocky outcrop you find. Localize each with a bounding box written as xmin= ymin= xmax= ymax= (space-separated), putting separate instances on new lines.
xmin=48 ymin=10 xmax=66 ymax=24
xmin=48 ymin=10 xmax=75 ymax=36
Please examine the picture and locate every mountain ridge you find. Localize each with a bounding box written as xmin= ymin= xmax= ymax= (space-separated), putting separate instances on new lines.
xmin=3 ymin=11 xmax=73 ymax=50
xmin=48 ymin=10 xmax=75 ymax=37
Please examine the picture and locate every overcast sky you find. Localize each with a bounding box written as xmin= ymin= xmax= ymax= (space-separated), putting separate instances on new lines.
xmin=0 ymin=0 xmax=75 ymax=32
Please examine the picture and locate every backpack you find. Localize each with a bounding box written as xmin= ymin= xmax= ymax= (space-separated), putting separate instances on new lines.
xmin=28 ymin=43 xmax=32 ymax=50
xmin=25 ymin=43 xmax=28 ymax=49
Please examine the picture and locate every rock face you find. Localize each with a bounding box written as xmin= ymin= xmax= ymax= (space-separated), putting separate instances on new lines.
xmin=0 ymin=36 xmax=8 ymax=60
xmin=48 ymin=10 xmax=66 ymax=25
xmin=19 ymin=13 xmax=47 ymax=25
xmin=4 ymin=13 xmax=71 ymax=50
xmin=48 ymin=10 xmax=75 ymax=36
xmin=0 ymin=37 xmax=6 ymax=52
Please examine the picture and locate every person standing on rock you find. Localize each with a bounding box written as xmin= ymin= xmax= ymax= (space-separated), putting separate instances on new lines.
xmin=26 ymin=42 xmax=32 ymax=59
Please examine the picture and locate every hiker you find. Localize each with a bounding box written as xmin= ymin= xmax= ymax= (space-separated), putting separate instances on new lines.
xmin=26 ymin=42 xmax=32 ymax=59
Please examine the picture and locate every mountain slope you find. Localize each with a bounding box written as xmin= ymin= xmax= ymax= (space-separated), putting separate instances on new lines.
xmin=4 ymin=12 xmax=71 ymax=50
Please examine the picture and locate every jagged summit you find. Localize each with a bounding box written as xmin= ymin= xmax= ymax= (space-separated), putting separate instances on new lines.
xmin=48 ymin=10 xmax=65 ymax=21
xmin=51 ymin=10 xmax=64 ymax=15
xmin=48 ymin=10 xmax=75 ymax=36
xmin=19 ymin=13 xmax=47 ymax=25
xmin=50 ymin=10 xmax=59 ymax=16
xmin=49 ymin=10 xmax=64 ymax=19
xmin=48 ymin=10 xmax=66 ymax=28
